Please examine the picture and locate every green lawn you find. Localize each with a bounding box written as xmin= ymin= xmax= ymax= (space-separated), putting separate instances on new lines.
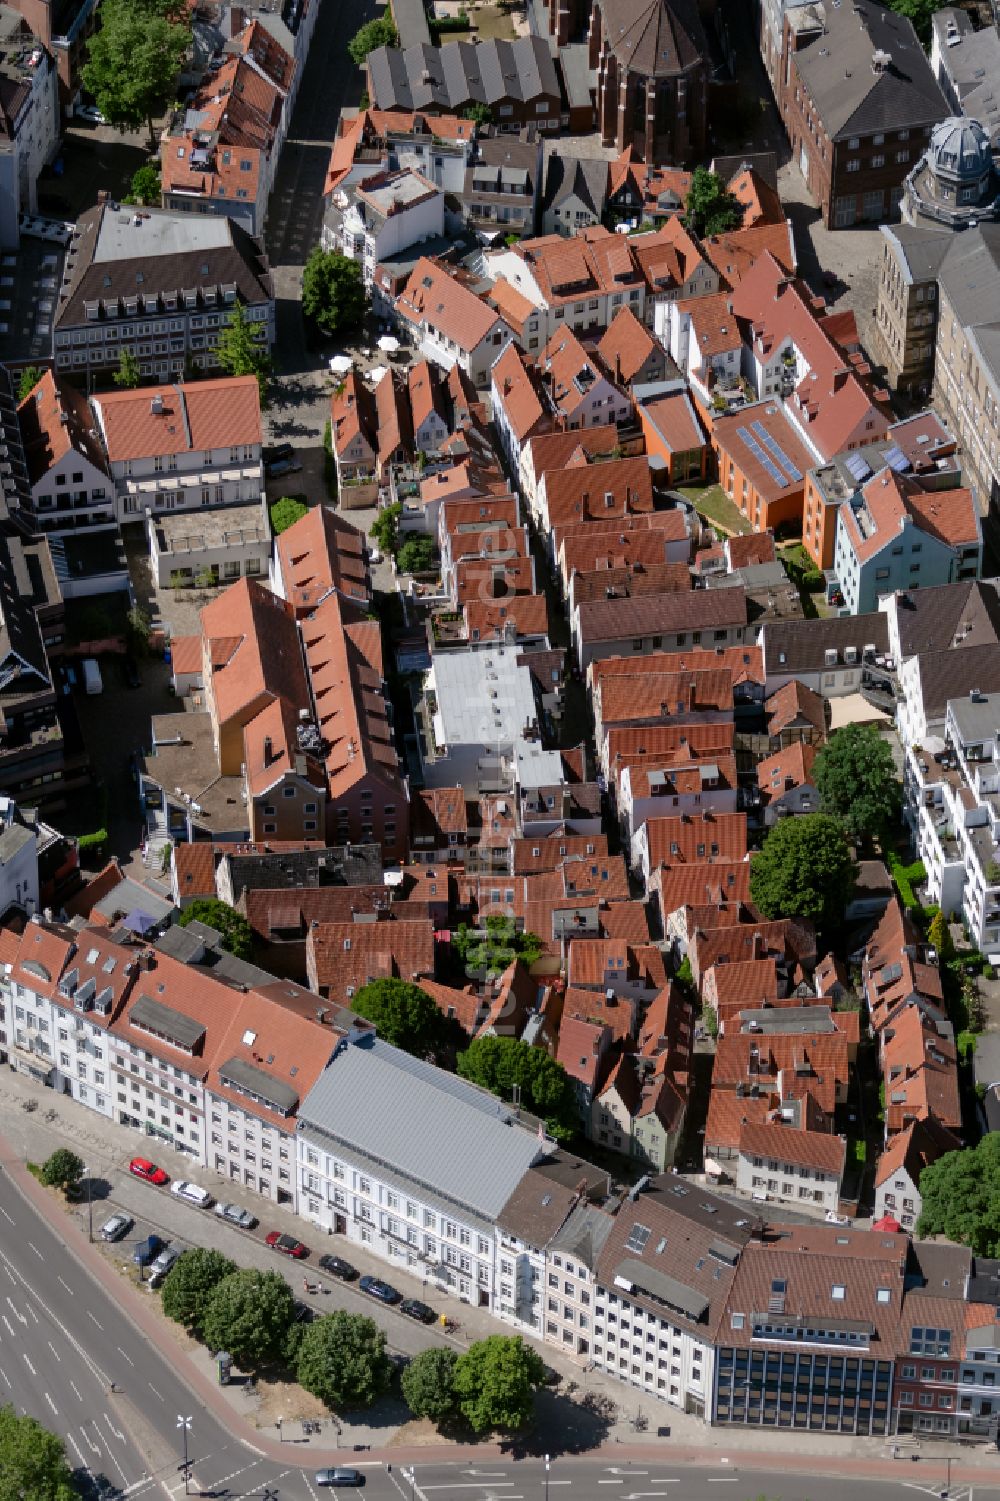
xmin=676 ymin=483 xmax=753 ymax=536
xmin=431 ymin=3 xmax=516 ymax=41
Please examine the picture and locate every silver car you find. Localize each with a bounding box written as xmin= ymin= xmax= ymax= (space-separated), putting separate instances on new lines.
xmin=148 ymin=1246 xmax=181 ymax=1288
xmin=214 ymin=1201 xmax=257 ymax=1230
xmin=99 ymin=1212 xmax=132 ymax=1243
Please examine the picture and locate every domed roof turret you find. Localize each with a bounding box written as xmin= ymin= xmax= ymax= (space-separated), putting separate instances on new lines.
xmin=928 ymin=117 xmax=992 ymax=182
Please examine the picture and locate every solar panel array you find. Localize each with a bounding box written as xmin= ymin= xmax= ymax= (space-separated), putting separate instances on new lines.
xmin=625 ymin=1222 xmax=652 ymax=1254
xmin=845 ymin=451 xmax=872 ymax=484
xmin=736 ymin=418 xmax=804 ymax=489
xmin=885 ymin=444 xmax=912 ymax=474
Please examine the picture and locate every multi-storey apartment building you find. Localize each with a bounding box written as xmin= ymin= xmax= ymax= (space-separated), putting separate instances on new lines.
xmin=296 ymin=1034 xmax=543 ymax=1307
xmin=91 ymin=375 xmax=264 ymax=523
xmin=0 ymin=4 xmax=59 ymax=245
xmin=54 ymin=204 xmax=274 ymax=385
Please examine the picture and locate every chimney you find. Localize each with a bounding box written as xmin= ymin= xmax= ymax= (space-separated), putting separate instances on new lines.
xmin=752 ymin=930 xmax=764 ymax=960
xmin=688 ymin=679 xmax=697 ymax=710
xmin=263 ymin=735 xmax=273 ymax=765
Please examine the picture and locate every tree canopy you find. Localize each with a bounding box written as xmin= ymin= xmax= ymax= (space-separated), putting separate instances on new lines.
xmin=916 ymin=1134 xmax=1000 ymax=1254
xmin=295 ymin=1311 xmax=392 ymax=1409
xmin=215 ymin=302 xmax=271 ymax=406
xmin=814 ymin=723 xmax=901 ymax=843
xmin=39 ymin=1149 xmax=84 ymax=1193
xmin=82 ymin=0 xmax=191 ymax=147
xmin=270 ymin=497 xmax=309 ymax=535
xmin=749 ymin=813 xmax=857 ymax=931
xmin=883 ymin=0 xmax=936 ymax=44
xmin=0 ymin=1407 xmax=75 ymax=1501
xmin=401 ymin=1348 xmax=459 ymax=1423
xmin=201 ymin=1269 xmax=296 ymax=1368
xmin=124 ymin=162 xmax=162 ymax=206
xmin=684 ymin=167 xmax=742 ymax=238
xmin=16 ymin=367 xmax=43 ymax=402
xmin=161 ymin=1248 xmax=238 ymax=1336
xmin=396 ymin=535 xmax=438 ymax=575
xmin=351 ymin=978 xmax=449 ymax=1059
xmin=178 ymin=899 xmax=253 ymax=960
xmin=457 ymin=1036 xmax=577 ymax=1142
xmin=370 ymin=502 xmax=401 ymax=556
xmin=451 ymin=1336 xmax=545 ymax=1434
xmin=114 ymin=347 xmax=141 ymax=389
xmin=301 ymin=248 xmax=367 ymax=336
xmin=452 ymin=916 xmax=541 ymax=979
xmin=347 ymin=16 xmax=398 ymax=64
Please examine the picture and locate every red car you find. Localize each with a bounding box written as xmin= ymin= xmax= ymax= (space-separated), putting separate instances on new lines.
xmin=129 ymin=1156 xmax=169 ymax=1186
xmin=266 ymin=1231 xmax=308 ymax=1259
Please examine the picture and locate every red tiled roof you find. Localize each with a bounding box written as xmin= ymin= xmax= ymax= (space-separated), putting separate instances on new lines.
xmin=639 ymin=389 xmax=706 ymax=453
xmin=765 ymin=679 xmax=826 ymax=736
xmin=95 ymin=376 xmax=261 ymax=461
xmin=738 ymin=1120 xmax=845 ymax=1175
xmin=18 ymin=371 xmax=107 ymax=485
xmin=653 ymin=861 xmax=752 ymax=917
xmin=276 ymin=505 xmax=369 ymax=613
xmin=397 ymin=256 xmax=506 ymax=354
xmin=642 ymin=811 xmax=748 ymax=870
xmin=596 ymin=305 xmax=660 ymax=385
xmin=757 ymin=740 xmax=819 ymax=794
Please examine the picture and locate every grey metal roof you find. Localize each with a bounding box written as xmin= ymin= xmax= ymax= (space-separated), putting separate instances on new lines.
xmin=881 ymin=224 xmax=950 ymax=287
xmin=614 ymin=1256 xmax=710 ymax=1322
xmin=937 ymin=222 xmax=1000 ymax=327
xmin=739 ymin=1005 xmax=836 ymax=1034
xmin=947 ymin=689 xmax=1000 ymax=743
xmin=129 ymin=993 xmax=206 ymax=1051
xmin=94 ymin=877 xmax=173 ymax=924
xmin=368 ymin=36 xmax=558 ymax=113
xmin=218 ymin=1055 xmax=298 ymax=1115
xmin=298 ymin=1035 xmax=542 ymax=1220
xmin=549 ymin=1200 xmax=616 ymax=1270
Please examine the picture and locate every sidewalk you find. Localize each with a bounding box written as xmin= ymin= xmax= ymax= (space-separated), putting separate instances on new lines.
xmin=3 ymin=1068 xmax=1000 ymax=1476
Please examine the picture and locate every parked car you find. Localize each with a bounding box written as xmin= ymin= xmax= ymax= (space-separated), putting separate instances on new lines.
xmin=359 ymin=1274 xmax=400 ymax=1305
xmin=129 ymin=1157 xmax=168 ymax=1186
xmin=265 ymin=455 xmax=303 ymax=479
xmin=316 ymin=1470 xmax=364 ymax=1488
xmin=76 ymin=104 xmax=106 ymax=124
xmin=215 ymin=1202 xmax=257 ymax=1230
xmin=265 ymin=1231 xmax=308 ymax=1259
xmin=132 ymin=1234 xmax=164 ymax=1267
xmin=292 ymin=1299 xmax=317 ymax=1324
xmin=170 ymin=1181 xmax=213 ymax=1209
xmin=99 ymin=1213 xmax=132 ymax=1243
xmin=149 ymin=1246 xmax=182 ymax=1287
xmin=263 ymin=441 xmax=294 ymax=465
xmin=399 ymin=1298 xmax=434 ymax=1324
xmin=318 ymin=1253 xmax=357 ymax=1281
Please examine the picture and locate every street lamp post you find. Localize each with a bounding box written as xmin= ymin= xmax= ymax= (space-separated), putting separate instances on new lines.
xmin=86 ymin=1169 xmax=93 ymax=1243
xmin=545 ymin=1455 xmax=551 ymax=1501
xmin=942 ymin=1455 xmax=952 ymax=1499
xmin=277 ymin=1416 xmax=283 ymax=1443
xmin=177 ymin=1415 xmax=192 ymax=1496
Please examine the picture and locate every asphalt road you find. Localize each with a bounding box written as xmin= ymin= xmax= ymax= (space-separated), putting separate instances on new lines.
xmin=7 ymin=1165 xmax=1000 ymax=1501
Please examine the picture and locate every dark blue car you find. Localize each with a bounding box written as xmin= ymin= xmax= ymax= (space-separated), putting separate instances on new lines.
xmin=359 ymin=1274 xmax=400 ymax=1305
xmin=132 ymin=1234 xmax=164 ymax=1267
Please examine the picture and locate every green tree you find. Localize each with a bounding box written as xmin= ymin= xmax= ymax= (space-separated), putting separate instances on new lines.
xmin=684 ymin=166 xmax=742 ymax=238
xmin=370 ymin=501 xmax=401 ymax=557
xmin=452 ymin=917 xmax=542 ymax=978
xmin=178 ymin=898 xmax=253 ymax=960
xmin=124 ymin=162 xmax=162 ymax=206
xmin=160 ymin=1248 xmax=238 ymax=1336
xmin=301 ymin=248 xmax=367 ymax=336
xmin=16 ymin=366 xmax=43 ymax=402
xmin=401 ymin=1348 xmax=458 ymax=1423
xmin=883 ymin=0 xmax=937 ymax=43
xmin=462 ymin=103 xmax=493 ymax=126
xmin=215 ymin=301 xmax=271 ymax=407
xmin=295 ymin=1311 xmax=392 ymax=1409
xmin=347 ymin=15 xmax=398 ymax=64
xmin=927 ymin=907 xmax=955 ymax=962
xmin=397 ymin=536 xmax=438 ymax=575
xmin=456 ymin=1036 xmax=577 ymax=1142
xmin=38 ymin=1149 xmax=84 ymax=1194
xmin=0 ymin=1406 xmax=75 ymax=1501
xmin=201 ymin=1268 xmax=296 ymax=1368
xmin=127 ymin=603 xmax=152 ymax=656
xmin=113 ymin=347 xmax=141 ymax=389
xmin=814 ymin=723 xmax=901 ymax=844
xmin=270 ymin=497 xmax=308 ymax=535
xmin=352 ymin=977 xmax=449 ymax=1059
xmin=451 ymin=1336 xmax=545 ymax=1434
xmin=917 ymin=1133 xmax=1000 ymax=1254
xmin=82 ymin=0 xmax=191 ymax=148
xmin=749 ymin=813 xmax=857 ymax=931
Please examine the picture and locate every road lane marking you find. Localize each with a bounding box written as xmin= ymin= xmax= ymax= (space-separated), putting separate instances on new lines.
xmin=27 ymin=1241 xmax=43 ymax=1259
xmin=44 ymin=1391 xmax=57 ymax=1415
xmin=86 ymin=1310 xmax=103 ymax=1328
xmin=423 ymin=1487 xmax=517 ymax=1492
xmin=81 ymin=1426 xmax=101 ymax=1455
xmin=1 ymin=1316 xmax=13 ymax=1337
xmin=707 ymin=1481 xmax=738 ymax=1484
xmin=649 ymin=1481 xmax=680 ymax=1485
xmin=117 ymin=1346 xmax=135 ymax=1366
xmin=147 ymin=1382 xmax=163 ymax=1401
xmin=47 ymin=1340 xmax=60 ymax=1361
xmin=66 ymin=1433 xmax=88 ymax=1468
xmin=0 ymin=1206 xmax=13 ymax=1223
xmin=22 ymin=1353 xmax=35 ymax=1375
xmin=70 ymin=1380 xmax=83 ymax=1402
xmin=0 ymin=1366 xmax=8 ymax=1387
xmin=25 ymin=1304 xmax=38 ymax=1324
xmin=103 ymin=1413 xmax=126 ymax=1444
xmin=57 ymin=1276 xmax=72 ymax=1294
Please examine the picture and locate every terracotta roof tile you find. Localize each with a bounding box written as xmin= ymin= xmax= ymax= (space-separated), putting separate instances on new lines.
xmin=738 ymin=1119 xmax=846 ymax=1175
xmin=307 ymin=918 xmax=435 ymax=1000
xmin=95 ymin=376 xmax=261 ymax=462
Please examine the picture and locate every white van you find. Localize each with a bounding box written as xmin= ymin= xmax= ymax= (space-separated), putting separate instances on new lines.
xmin=82 ymin=658 xmax=102 ymax=695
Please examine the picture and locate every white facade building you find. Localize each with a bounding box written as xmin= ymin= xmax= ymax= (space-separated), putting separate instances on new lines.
xmin=297 ymin=1035 xmax=543 ymax=1308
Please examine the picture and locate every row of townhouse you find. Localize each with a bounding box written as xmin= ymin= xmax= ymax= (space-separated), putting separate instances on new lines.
xmin=6 ymin=903 xmax=999 ymax=1437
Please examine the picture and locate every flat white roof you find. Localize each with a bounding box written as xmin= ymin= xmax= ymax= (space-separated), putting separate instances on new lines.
xmin=431 ymin=646 xmax=536 ymax=749
xmin=95 ymin=209 xmax=233 ymax=264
